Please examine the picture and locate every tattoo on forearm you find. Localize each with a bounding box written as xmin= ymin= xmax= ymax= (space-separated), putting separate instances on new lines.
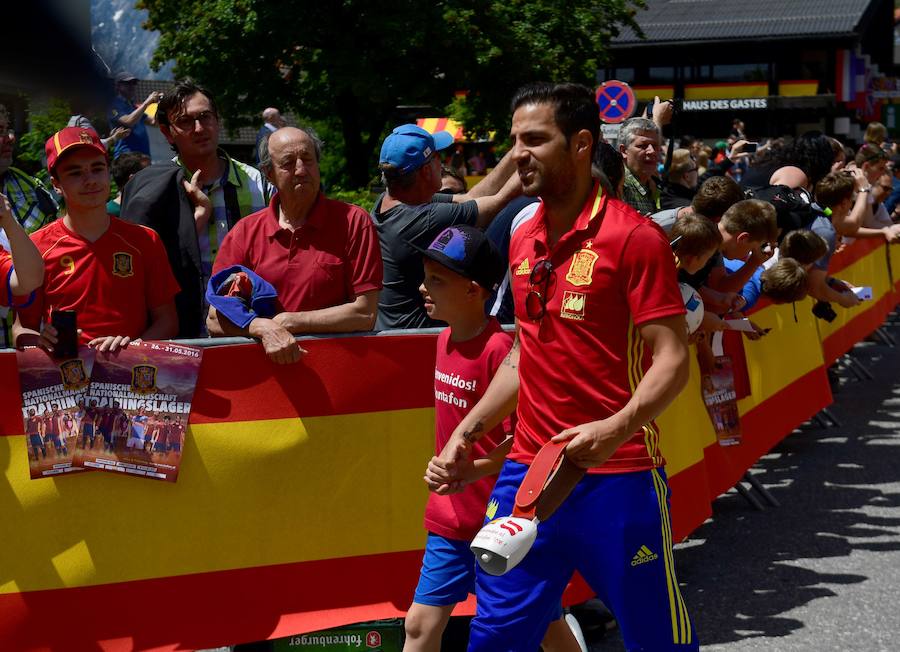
xmin=502 ymin=334 xmax=520 ymax=369
xmin=502 ymin=350 xmax=518 ymax=369
xmin=462 ymin=421 xmax=484 ymax=443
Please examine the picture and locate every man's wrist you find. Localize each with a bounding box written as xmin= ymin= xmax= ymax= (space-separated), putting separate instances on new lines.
xmin=602 ymin=412 xmax=635 ymax=443
xmin=248 ymin=317 xmax=277 ymax=338
xmin=275 ymin=311 xmax=304 ymax=333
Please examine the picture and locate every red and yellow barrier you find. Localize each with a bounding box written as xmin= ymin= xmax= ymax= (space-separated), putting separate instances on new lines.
xmin=0 ymin=240 xmax=896 ymax=651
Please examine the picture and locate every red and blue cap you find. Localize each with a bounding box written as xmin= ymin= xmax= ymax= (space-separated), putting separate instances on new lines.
xmin=45 ymin=127 xmax=107 ymax=174
xmin=410 ymin=225 xmax=505 ymax=291
xmin=380 ymin=124 xmax=454 ymax=176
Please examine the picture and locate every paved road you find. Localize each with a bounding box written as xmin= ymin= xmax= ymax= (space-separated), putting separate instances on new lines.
xmin=588 ymin=329 xmax=900 ymax=652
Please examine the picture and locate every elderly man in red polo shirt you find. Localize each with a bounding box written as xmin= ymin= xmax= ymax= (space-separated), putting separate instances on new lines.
xmin=207 ymin=126 xmax=383 ymax=363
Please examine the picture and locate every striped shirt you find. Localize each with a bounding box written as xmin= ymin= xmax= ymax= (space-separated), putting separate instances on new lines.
xmin=175 ymin=151 xmax=269 ymax=284
xmin=1 ymin=167 xmax=58 ymax=234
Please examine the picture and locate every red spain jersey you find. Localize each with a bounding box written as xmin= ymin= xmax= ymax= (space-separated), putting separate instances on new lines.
xmin=26 ymin=415 xmax=41 ymax=435
xmin=424 ymin=318 xmax=514 ymax=540
xmin=18 ymin=217 xmax=180 ymax=342
xmin=508 ymin=183 xmax=685 ymax=474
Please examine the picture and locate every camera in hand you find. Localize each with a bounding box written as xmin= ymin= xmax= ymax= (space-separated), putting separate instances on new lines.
xmin=812 ymin=300 xmax=837 ymax=323
xmin=50 ymin=310 xmax=78 ymax=358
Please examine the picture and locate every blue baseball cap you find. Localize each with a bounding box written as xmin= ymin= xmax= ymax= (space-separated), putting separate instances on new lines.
xmin=379 ymin=124 xmax=454 ymax=175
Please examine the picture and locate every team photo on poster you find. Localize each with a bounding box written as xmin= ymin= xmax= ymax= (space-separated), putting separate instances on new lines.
xmin=17 ymin=347 xmax=95 ymax=479
xmin=71 ymin=341 xmax=203 ymax=482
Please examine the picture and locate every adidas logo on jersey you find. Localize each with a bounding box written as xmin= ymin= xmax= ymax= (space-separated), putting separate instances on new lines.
xmin=515 ymin=259 xmax=531 ymax=276
xmin=630 ymin=545 xmax=659 ymax=566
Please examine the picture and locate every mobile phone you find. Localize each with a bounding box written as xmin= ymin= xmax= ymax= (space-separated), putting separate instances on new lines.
xmin=50 ymin=310 xmax=78 ymax=359
xmin=744 ymin=142 xmax=759 ymax=153
xmin=645 ymin=99 xmax=655 ymax=117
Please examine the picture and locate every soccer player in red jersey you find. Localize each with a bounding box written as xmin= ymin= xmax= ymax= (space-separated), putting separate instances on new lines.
xmin=12 ymin=127 xmax=179 ymax=353
xmin=25 ymin=408 xmax=45 ymax=461
xmin=168 ymin=416 xmax=185 ymax=454
xmin=426 ymin=84 xmax=696 ymax=651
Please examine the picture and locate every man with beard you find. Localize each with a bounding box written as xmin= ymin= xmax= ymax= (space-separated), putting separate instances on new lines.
xmin=425 ymin=83 xmax=696 ymax=651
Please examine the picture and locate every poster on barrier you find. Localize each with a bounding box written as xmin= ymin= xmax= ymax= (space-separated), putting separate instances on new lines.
xmin=697 ymin=333 xmax=742 ymax=446
xmin=72 ymin=341 xmax=203 ymax=482
xmin=700 ymin=355 xmax=742 ymax=446
xmin=17 ymin=346 xmax=96 ymax=479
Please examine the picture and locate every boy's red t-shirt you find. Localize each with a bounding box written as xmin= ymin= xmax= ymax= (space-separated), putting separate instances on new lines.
xmin=423 ymin=318 xmax=514 ymax=541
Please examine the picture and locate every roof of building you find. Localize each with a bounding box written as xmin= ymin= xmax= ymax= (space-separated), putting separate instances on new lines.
xmin=613 ymin=0 xmax=875 ymax=46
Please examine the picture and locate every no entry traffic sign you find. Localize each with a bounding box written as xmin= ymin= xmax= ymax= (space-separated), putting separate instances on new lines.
xmin=596 ymin=81 xmax=636 ymax=124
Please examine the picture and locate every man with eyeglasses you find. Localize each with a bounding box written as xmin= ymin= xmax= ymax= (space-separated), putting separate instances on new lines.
xmin=120 ymin=79 xmax=269 ymax=338
xmin=426 ymin=83 xmax=696 ymax=651
xmin=372 ymin=124 xmax=521 ymax=330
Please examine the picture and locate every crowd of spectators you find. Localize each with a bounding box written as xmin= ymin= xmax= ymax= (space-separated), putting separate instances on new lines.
xmin=607 ymin=104 xmax=898 ymax=351
xmin=0 ymin=81 xmax=894 ymax=363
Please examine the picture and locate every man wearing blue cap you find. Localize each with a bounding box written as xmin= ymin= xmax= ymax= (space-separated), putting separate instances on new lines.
xmin=373 ymin=124 xmax=521 ymax=330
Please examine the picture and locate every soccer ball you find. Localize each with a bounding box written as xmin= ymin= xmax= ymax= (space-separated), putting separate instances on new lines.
xmin=680 ymin=283 xmax=704 ymax=334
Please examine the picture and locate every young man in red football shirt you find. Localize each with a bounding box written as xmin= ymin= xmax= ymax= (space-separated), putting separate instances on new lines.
xmin=426 ymin=83 xmax=696 ymax=651
xmin=12 ymin=127 xmax=179 ymax=352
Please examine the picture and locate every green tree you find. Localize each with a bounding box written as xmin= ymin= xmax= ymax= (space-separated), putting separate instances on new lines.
xmin=140 ymin=0 xmax=643 ymax=189
xmin=16 ymin=99 xmax=72 ymax=181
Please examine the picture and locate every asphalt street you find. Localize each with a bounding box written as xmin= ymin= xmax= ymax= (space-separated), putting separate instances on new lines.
xmin=588 ymin=323 xmax=900 ymax=651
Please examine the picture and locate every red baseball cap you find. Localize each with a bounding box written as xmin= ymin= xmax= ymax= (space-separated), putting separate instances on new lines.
xmin=45 ymin=127 xmax=107 ymax=174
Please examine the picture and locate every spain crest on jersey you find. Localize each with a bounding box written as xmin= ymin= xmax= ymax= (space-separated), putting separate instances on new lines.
xmin=565 ymin=249 xmax=599 ymax=287
xmin=131 ymin=364 xmax=158 ymax=394
xmin=59 ymin=359 xmax=89 ymax=391
xmin=112 ymin=252 xmax=133 ymax=278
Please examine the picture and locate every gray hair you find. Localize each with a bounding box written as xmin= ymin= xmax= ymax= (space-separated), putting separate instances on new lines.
xmin=619 ymin=117 xmax=659 ymax=149
xmin=257 ymin=125 xmax=324 ymax=173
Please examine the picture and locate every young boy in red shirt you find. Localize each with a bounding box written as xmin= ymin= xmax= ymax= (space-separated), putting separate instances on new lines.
xmin=12 ymin=127 xmax=179 ymax=353
xmin=404 ymin=225 xmax=580 ymax=652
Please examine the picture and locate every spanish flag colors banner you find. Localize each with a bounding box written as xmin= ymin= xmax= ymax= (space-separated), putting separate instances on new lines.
xmin=0 ymin=239 xmax=897 ymax=651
